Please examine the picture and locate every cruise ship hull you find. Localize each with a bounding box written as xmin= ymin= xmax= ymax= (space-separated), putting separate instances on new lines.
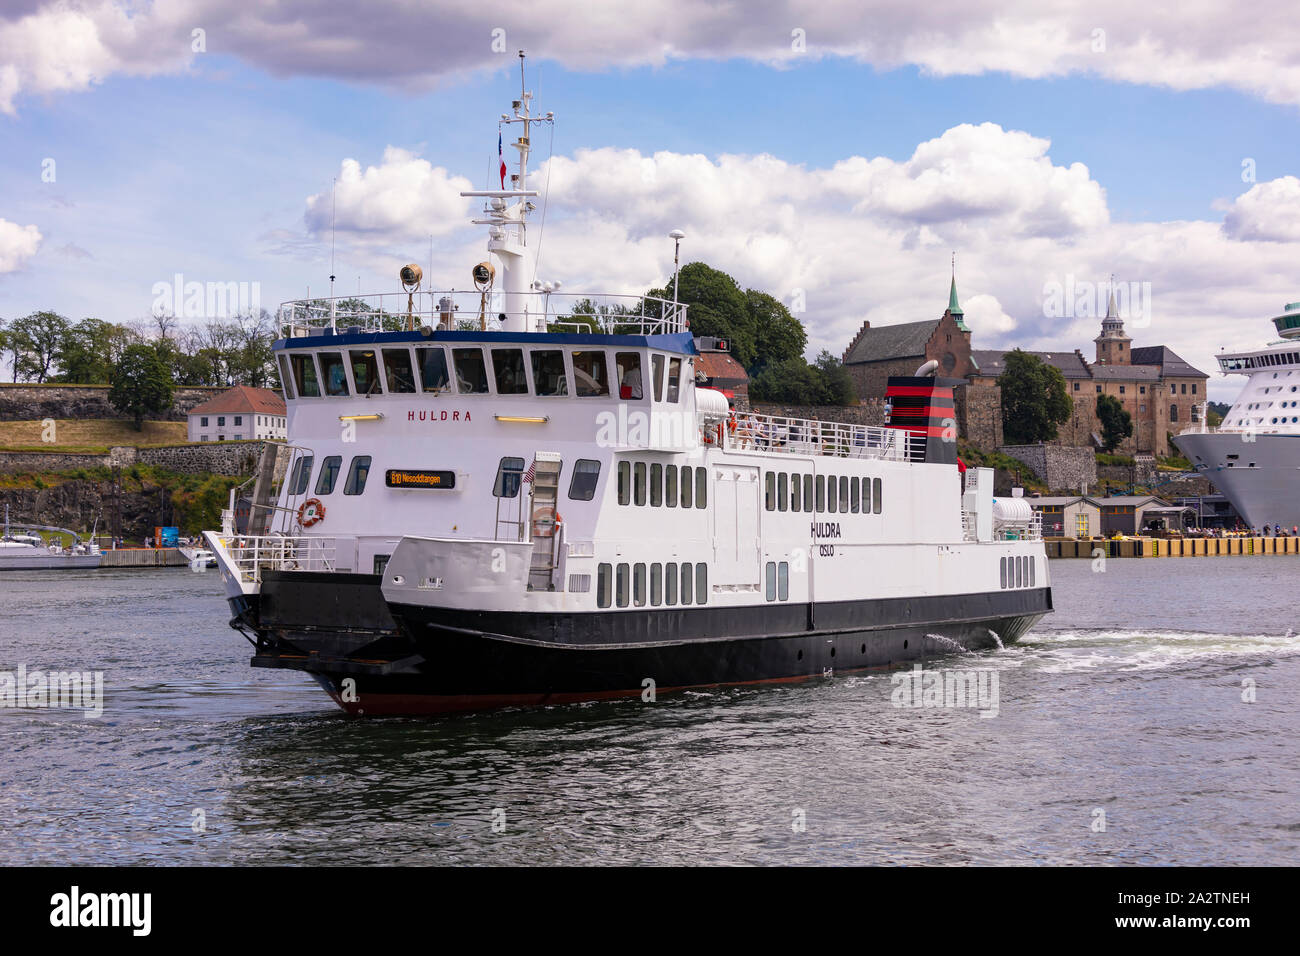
xmin=1173 ymin=432 xmax=1300 ymax=529
xmin=233 ymin=572 xmax=1050 ymax=715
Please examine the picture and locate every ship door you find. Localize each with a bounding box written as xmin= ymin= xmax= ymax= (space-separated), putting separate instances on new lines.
xmin=712 ymin=465 xmax=761 ymax=587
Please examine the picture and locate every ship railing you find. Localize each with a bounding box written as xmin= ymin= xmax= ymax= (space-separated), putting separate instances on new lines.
xmin=722 ymin=413 xmax=926 ymax=462
xmin=961 ymin=510 xmax=978 ymax=542
xmin=994 ymin=512 xmax=1043 ymax=542
xmin=221 ymin=534 xmax=337 ymax=584
xmin=278 ymin=291 xmax=689 ymax=338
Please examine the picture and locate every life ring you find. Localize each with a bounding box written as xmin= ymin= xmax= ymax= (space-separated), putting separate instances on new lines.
xmin=298 ymin=498 xmax=326 ymax=527
xmin=532 ymin=507 xmax=560 ymax=537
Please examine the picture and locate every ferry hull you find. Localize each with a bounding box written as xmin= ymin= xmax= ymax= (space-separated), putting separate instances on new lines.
xmin=235 ymin=571 xmax=1050 ymax=716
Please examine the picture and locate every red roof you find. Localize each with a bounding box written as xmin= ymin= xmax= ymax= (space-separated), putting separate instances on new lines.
xmin=188 ymin=385 xmax=285 ymax=417
xmin=697 ymin=351 xmax=748 ymax=381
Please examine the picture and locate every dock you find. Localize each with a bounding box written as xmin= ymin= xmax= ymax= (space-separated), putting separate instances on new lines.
xmin=1046 ymin=536 xmax=1300 ymax=559
xmin=98 ymin=548 xmax=191 ymax=568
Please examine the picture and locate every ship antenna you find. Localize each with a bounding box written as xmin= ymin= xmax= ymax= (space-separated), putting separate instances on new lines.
xmin=329 ymin=176 xmax=338 ymax=333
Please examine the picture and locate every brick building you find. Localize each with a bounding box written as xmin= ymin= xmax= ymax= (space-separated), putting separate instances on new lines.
xmin=693 ymin=336 xmax=750 ymax=409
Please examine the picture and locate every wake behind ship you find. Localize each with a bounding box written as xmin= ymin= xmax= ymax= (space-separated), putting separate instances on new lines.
xmin=204 ymin=56 xmax=1052 ymax=716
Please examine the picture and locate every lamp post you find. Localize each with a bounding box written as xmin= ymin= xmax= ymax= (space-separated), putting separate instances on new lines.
xmin=669 ymin=229 xmax=685 ymax=305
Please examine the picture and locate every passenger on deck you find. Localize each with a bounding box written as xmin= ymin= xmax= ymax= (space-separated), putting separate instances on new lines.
xmin=621 ymin=363 xmax=643 ymax=399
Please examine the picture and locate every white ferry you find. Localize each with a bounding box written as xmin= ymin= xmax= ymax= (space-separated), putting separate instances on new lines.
xmin=203 ymin=57 xmax=1052 ymax=715
xmin=1176 ymin=301 xmax=1300 ymax=529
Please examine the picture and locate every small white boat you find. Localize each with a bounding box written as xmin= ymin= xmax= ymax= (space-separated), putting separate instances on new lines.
xmin=0 ymin=505 xmax=102 ymax=570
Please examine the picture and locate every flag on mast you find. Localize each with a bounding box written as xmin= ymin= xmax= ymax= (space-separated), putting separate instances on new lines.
xmin=499 ymin=131 xmax=507 ymax=189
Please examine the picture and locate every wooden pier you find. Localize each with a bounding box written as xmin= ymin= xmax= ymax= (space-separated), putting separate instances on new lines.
xmin=1045 ymin=536 xmax=1300 ymax=559
xmin=98 ymin=548 xmax=191 ymax=568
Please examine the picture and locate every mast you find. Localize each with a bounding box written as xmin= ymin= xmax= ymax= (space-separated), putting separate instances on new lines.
xmin=460 ymin=50 xmax=554 ymax=333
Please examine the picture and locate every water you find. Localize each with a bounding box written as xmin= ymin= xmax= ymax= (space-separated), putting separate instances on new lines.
xmin=2 ymin=558 xmax=1299 ymax=865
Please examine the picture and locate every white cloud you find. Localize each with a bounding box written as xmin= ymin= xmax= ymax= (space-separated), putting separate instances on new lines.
xmin=7 ymin=1 xmax=1300 ymax=112
xmin=305 ymin=147 xmax=474 ymax=241
xmin=1222 ymin=176 xmax=1300 ymax=242
xmin=0 ymin=218 xmax=42 ymax=272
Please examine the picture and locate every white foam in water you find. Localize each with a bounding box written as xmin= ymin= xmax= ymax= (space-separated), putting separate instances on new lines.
xmin=1029 ymin=628 xmax=1300 ymax=674
xmin=924 ymin=633 xmax=972 ymax=654
xmin=986 ymin=628 xmax=1005 ymax=650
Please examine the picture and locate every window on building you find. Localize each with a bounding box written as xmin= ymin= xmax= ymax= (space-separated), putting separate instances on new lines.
xmin=1073 ymin=382 xmax=1079 ymax=391
xmin=494 ymin=457 xmax=526 ymax=498
xmin=531 ymin=349 xmax=568 ymax=396
xmin=569 ymin=459 xmax=601 ymax=501
xmin=572 ymin=351 xmax=609 ymax=397
xmin=343 ymin=456 xmax=371 ymax=495
xmin=1119 ymin=386 xmax=1125 ymax=395
xmin=1096 ymin=385 xmax=1101 ymax=393
xmin=315 ymin=456 xmax=342 ymax=495
xmin=1170 ymin=405 xmax=1179 ymax=422
xmin=1192 ymin=384 xmax=1198 ymax=394
xmin=201 ymin=416 xmax=209 ymax=427
xmin=383 ymin=348 xmax=417 ymax=393
xmin=319 ymin=352 xmax=348 ymax=396
xmin=1139 ymin=386 xmax=1146 ymax=394
xmin=218 ymin=416 xmax=226 ymax=426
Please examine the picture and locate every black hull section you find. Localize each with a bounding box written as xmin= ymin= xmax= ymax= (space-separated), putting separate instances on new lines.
xmin=236 ymin=571 xmax=1051 ymax=716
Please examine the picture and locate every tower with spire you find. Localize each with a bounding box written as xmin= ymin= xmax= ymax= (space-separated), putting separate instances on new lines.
xmin=946 ymin=253 xmax=969 ymax=333
xmin=1093 ymin=277 xmax=1130 ymax=366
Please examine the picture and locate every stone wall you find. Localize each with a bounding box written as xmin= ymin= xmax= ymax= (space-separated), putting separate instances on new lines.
xmin=1000 ymin=443 xmax=1097 ymax=493
xmin=0 ymin=440 xmax=268 ymax=476
xmin=0 ymin=384 xmax=227 ymax=422
xmin=750 ymin=400 xmax=886 ymax=427
xmin=956 ymin=381 xmax=1003 ymax=449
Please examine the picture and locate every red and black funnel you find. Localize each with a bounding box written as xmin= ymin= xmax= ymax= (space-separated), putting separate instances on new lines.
xmin=884 ymin=376 xmax=961 ymax=464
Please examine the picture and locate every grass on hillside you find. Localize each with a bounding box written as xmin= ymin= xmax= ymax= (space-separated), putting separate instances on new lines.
xmin=0 ymin=419 xmax=188 ymax=453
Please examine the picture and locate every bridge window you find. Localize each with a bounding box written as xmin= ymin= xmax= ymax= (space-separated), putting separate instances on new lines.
xmin=315 ymin=456 xmax=342 ymax=495
xmin=290 ymin=455 xmax=314 ymax=495
xmin=597 ymin=564 xmax=612 ymax=608
xmin=383 ymin=348 xmax=417 ymax=393
xmin=572 ymin=351 xmax=609 ymax=396
xmin=418 ymin=347 xmax=451 ymax=391
xmin=494 ymin=457 xmax=525 ymax=498
xmin=532 ymin=349 xmax=568 ymax=396
xmin=278 ymin=355 xmax=295 ymax=399
xmin=652 ymin=354 xmax=665 ymax=402
xmin=343 ymin=456 xmax=371 ymax=495
xmin=350 ymin=349 xmax=380 ymax=396
xmin=616 ymin=352 xmax=644 ymax=400
xmin=320 ymin=352 xmax=349 ymax=396
xmin=569 ymin=459 xmax=601 ymax=501
xmin=452 ymin=348 xmax=488 ymax=393
xmin=666 ymin=358 xmax=682 ymax=403
xmin=290 ymin=353 xmax=321 ymax=397
xmin=492 ymin=348 xmax=528 ymax=394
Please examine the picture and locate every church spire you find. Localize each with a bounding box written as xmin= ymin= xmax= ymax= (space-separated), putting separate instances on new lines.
xmin=947 ymin=253 xmax=969 ymax=331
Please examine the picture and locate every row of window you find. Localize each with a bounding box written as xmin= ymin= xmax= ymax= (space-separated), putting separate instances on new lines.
xmin=616 ymin=462 xmax=708 ymax=509
xmin=765 ymin=561 xmax=790 ymax=601
xmin=280 ymin=346 xmax=688 ymax=404
xmin=492 ymin=457 xmax=602 ymax=501
xmin=1074 ymin=383 xmax=1199 ymax=396
xmin=765 ymin=471 xmax=882 ymax=515
xmin=1220 ymin=352 xmax=1300 ymax=371
xmin=596 ymin=562 xmax=708 ymax=608
xmin=289 ymin=454 xmax=372 ymax=497
xmin=1000 ymin=555 xmax=1035 ymax=589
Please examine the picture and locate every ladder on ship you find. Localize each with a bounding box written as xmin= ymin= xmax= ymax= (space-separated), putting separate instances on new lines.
xmin=245 ymin=443 xmax=283 ymax=535
xmin=527 ymin=452 xmax=563 ymax=591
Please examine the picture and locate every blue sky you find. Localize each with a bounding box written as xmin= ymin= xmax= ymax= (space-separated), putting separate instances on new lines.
xmin=3 ymin=2 xmax=1300 ymax=403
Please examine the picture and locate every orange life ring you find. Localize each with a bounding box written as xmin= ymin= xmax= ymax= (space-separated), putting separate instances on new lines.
xmin=532 ymin=507 xmax=560 ymax=537
xmin=298 ymin=498 xmax=326 ymax=527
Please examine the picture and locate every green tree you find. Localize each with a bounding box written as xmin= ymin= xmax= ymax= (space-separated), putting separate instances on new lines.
xmin=1096 ymin=393 xmax=1134 ymax=452
xmin=998 ymin=349 xmax=1071 ymax=444
xmin=813 ymin=350 xmax=856 ymax=406
xmin=110 ymin=344 xmax=174 ymax=430
xmin=9 ymin=311 xmax=71 ymax=382
xmin=749 ymin=357 xmax=826 ymax=404
xmin=649 ymin=262 xmax=754 ymax=366
xmin=57 ymin=318 xmax=138 ymax=383
xmin=745 ymin=290 xmax=806 ymax=374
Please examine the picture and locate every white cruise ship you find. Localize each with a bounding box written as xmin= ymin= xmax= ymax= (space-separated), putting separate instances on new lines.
xmin=202 ymin=56 xmax=1052 ymax=715
xmin=1175 ymin=302 xmax=1300 ymax=530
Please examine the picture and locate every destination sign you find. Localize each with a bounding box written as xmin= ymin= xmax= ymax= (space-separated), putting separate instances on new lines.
xmin=386 ymin=469 xmax=456 ymax=489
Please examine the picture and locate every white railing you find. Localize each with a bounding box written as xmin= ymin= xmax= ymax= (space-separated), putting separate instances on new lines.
xmin=719 ymin=413 xmax=927 ymax=463
xmin=279 ymin=291 xmax=689 ymax=338
xmin=961 ymin=510 xmax=978 ymax=541
xmin=220 ymin=535 xmax=337 ymax=584
xmin=995 ymin=512 xmax=1043 ymax=542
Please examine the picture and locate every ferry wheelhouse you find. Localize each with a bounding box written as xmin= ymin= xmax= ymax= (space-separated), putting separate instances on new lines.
xmin=1175 ymin=301 xmax=1300 ymax=529
xmin=203 ymin=58 xmax=1052 ymax=715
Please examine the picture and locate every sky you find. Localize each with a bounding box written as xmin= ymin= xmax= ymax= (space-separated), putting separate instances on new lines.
xmin=4 ymin=2 xmax=1300 ymax=403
